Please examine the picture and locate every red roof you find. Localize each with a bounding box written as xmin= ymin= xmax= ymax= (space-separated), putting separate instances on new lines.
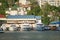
xmin=0 ymin=14 xmax=5 ymax=18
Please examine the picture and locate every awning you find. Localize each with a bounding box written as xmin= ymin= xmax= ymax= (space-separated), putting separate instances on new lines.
xmin=50 ymin=21 xmax=60 ymax=24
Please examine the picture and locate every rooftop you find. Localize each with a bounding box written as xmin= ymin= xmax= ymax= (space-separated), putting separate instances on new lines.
xmin=6 ymin=15 xmax=41 ymax=19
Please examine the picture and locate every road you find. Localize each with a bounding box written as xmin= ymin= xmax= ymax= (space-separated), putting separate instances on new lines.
xmin=0 ymin=31 xmax=60 ymax=40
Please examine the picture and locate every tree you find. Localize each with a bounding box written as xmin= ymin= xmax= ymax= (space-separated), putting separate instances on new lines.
xmin=41 ymin=3 xmax=59 ymax=25
xmin=57 ymin=6 xmax=60 ymax=21
xmin=27 ymin=0 xmax=41 ymax=16
xmin=54 ymin=6 xmax=60 ymax=26
xmin=7 ymin=0 xmax=18 ymax=7
xmin=50 ymin=6 xmax=59 ymax=22
xmin=42 ymin=16 xmax=50 ymax=25
xmin=0 ymin=0 xmax=8 ymax=15
xmin=41 ymin=3 xmax=51 ymax=25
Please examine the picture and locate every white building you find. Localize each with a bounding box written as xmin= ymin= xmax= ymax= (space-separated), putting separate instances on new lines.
xmin=37 ymin=0 xmax=60 ymax=7
xmin=0 ymin=15 xmax=42 ymax=31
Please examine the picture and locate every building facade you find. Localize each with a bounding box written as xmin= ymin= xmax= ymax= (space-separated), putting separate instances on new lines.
xmin=0 ymin=15 xmax=42 ymax=31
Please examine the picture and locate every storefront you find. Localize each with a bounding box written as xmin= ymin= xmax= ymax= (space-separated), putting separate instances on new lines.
xmin=0 ymin=15 xmax=41 ymax=31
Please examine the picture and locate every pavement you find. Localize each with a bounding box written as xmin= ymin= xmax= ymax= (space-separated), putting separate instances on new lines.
xmin=0 ymin=31 xmax=60 ymax=40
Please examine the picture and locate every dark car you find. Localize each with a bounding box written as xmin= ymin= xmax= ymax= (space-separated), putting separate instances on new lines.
xmin=56 ymin=27 xmax=60 ymax=31
xmin=0 ymin=28 xmax=4 ymax=33
xmin=50 ymin=26 xmax=57 ymax=31
xmin=22 ymin=26 xmax=31 ymax=31
xmin=44 ymin=26 xmax=51 ymax=31
xmin=35 ymin=26 xmax=44 ymax=31
xmin=23 ymin=27 xmax=31 ymax=31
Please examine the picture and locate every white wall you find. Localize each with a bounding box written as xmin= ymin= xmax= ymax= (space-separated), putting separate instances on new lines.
xmin=36 ymin=20 xmax=42 ymax=24
xmin=6 ymin=10 xmax=18 ymax=15
xmin=19 ymin=0 xmax=26 ymax=5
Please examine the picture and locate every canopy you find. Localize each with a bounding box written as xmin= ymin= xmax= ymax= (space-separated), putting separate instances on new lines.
xmin=50 ymin=21 xmax=60 ymax=24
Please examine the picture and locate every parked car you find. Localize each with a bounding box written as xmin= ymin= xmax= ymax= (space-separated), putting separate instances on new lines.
xmin=44 ymin=26 xmax=51 ymax=31
xmin=56 ymin=27 xmax=60 ymax=31
xmin=23 ymin=27 xmax=31 ymax=31
xmin=35 ymin=26 xmax=44 ymax=31
xmin=21 ymin=24 xmax=32 ymax=31
xmin=9 ymin=24 xmax=17 ymax=31
xmin=22 ymin=26 xmax=31 ymax=31
xmin=50 ymin=26 xmax=57 ymax=31
xmin=0 ymin=28 xmax=4 ymax=33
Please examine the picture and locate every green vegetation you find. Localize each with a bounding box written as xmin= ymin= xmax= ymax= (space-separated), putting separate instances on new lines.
xmin=0 ymin=0 xmax=18 ymax=15
xmin=41 ymin=3 xmax=51 ymax=25
xmin=27 ymin=0 xmax=41 ymax=16
xmin=0 ymin=0 xmax=8 ymax=15
xmin=27 ymin=2 xmax=60 ymax=25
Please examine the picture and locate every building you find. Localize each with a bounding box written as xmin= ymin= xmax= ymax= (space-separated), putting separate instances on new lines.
xmin=6 ymin=0 xmax=31 ymax=15
xmin=3 ymin=0 xmax=43 ymax=31
xmin=37 ymin=0 xmax=60 ymax=7
xmin=0 ymin=14 xmax=5 ymax=18
xmin=0 ymin=15 xmax=42 ymax=31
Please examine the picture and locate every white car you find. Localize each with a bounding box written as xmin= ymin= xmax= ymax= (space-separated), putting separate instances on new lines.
xmin=21 ymin=24 xmax=31 ymax=31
